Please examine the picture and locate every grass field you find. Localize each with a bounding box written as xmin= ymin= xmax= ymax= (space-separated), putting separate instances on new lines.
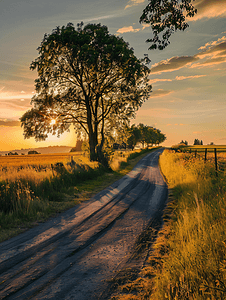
xmin=0 ymin=148 xmax=156 ymax=243
xmin=173 ymin=144 xmax=226 ymax=152
xmin=0 ymin=152 xmax=87 ymax=167
xmin=111 ymin=149 xmax=226 ymax=300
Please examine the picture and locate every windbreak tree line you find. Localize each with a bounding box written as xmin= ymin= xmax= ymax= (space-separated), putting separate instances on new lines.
xmin=20 ymin=23 xmax=151 ymax=167
xmin=126 ymin=123 xmax=166 ymax=149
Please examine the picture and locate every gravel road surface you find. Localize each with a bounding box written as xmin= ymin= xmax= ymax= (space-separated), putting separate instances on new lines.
xmin=0 ymin=148 xmax=168 ymax=300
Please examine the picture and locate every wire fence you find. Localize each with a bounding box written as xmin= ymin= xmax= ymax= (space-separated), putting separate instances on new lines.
xmin=171 ymin=147 xmax=226 ymax=177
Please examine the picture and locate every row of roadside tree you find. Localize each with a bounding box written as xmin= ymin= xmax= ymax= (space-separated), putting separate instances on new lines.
xmin=126 ymin=123 xmax=166 ymax=150
xmin=72 ymin=123 xmax=166 ymax=152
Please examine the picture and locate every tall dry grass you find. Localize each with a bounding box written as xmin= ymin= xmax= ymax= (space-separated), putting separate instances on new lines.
xmin=0 ymin=153 xmax=105 ymax=234
xmin=112 ymin=149 xmax=226 ymax=300
xmin=150 ymin=150 xmax=226 ymax=299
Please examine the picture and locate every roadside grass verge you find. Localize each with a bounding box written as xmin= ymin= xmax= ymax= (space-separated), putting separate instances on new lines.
xmin=111 ymin=149 xmax=226 ymax=300
xmin=0 ymin=148 xmax=158 ymax=243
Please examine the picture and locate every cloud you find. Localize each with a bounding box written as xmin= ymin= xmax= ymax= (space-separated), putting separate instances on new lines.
xmin=150 ymin=89 xmax=173 ymax=98
xmin=191 ymin=40 xmax=226 ymax=68
xmin=117 ymin=25 xmax=140 ymax=34
xmin=125 ymin=0 xmax=146 ymax=9
xmin=149 ymin=78 xmax=172 ymax=84
xmin=151 ymin=56 xmax=199 ymax=74
xmin=151 ymin=38 xmax=226 ymax=74
xmin=191 ymin=57 xmax=226 ymax=68
xmin=150 ymin=75 xmax=206 ymax=85
xmin=175 ymin=75 xmax=206 ymax=80
xmin=0 ymin=100 xmax=31 ymax=111
xmin=198 ymin=36 xmax=226 ymax=50
xmin=0 ymin=120 xmax=20 ymax=127
xmin=197 ymin=41 xmax=226 ymax=58
xmin=0 ymin=91 xmax=33 ymax=100
xmin=193 ymin=0 xmax=226 ymax=20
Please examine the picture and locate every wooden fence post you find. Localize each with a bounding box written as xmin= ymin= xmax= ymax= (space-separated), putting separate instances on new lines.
xmin=195 ymin=150 xmax=197 ymax=158
xmin=214 ymin=148 xmax=218 ymax=177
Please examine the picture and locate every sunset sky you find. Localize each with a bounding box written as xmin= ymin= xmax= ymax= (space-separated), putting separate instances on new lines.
xmin=0 ymin=0 xmax=226 ymax=151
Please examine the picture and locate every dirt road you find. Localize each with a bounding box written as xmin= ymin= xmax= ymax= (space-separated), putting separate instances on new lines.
xmin=0 ymin=148 xmax=168 ymax=300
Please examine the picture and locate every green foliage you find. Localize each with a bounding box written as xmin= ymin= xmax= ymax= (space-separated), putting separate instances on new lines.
xmin=20 ymin=23 xmax=151 ymax=165
xmin=140 ymin=0 xmax=197 ymax=50
xmin=126 ymin=123 xmax=166 ymax=149
xmin=126 ymin=124 xmax=141 ymax=149
xmin=194 ymin=138 xmax=203 ymax=145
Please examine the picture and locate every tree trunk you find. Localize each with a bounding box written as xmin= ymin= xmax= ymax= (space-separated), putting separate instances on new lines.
xmin=89 ymin=135 xmax=97 ymax=161
xmin=86 ymin=97 xmax=97 ymax=161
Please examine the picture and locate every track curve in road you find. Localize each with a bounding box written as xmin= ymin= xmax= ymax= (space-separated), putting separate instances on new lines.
xmin=0 ymin=148 xmax=168 ymax=300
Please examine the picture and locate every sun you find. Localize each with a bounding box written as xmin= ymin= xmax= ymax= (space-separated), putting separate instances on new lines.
xmin=50 ymin=119 xmax=56 ymax=125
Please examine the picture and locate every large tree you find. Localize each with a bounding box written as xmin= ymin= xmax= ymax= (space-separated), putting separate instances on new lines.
xmin=140 ymin=0 xmax=197 ymax=50
xmin=21 ymin=23 xmax=151 ymax=165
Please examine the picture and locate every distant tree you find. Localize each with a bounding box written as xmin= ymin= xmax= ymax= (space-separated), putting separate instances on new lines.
xmin=194 ymin=139 xmax=202 ymax=145
xmin=126 ymin=123 xmax=166 ymax=148
xmin=140 ymin=0 xmax=197 ymax=50
xmin=81 ymin=140 xmax=90 ymax=154
xmin=70 ymin=139 xmax=83 ymax=152
xmin=28 ymin=150 xmax=40 ymax=154
xmin=210 ymin=142 xmax=214 ymax=145
xmin=138 ymin=123 xmax=149 ymax=148
xmin=20 ymin=23 xmax=151 ymax=167
xmin=8 ymin=152 xmax=18 ymax=156
xmin=127 ymin=124 xmax=141 ymax=150
xmin=180 ymin=140 xmax=188 ymax=145
xmin=154 ymin=128 xmax=166 ymax=145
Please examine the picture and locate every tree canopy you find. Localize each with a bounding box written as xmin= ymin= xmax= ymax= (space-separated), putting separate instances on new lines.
xmin=140 ymin=0 xmax=197 ymax=50
xmin=194 ymin=139 xmax=203 ymax=145
xmin=127 ymin=123 xmax=166 ymax=149
xmin=20 ymin=23 xmax=151 ymax=165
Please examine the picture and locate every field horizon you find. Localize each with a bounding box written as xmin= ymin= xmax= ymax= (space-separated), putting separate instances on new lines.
xmin=0 ymin=145 xmax=74 ymax=156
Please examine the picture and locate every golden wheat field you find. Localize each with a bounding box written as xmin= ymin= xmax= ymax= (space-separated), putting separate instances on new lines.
xmin=0 ymin=150 xmax=133 ymax=182
xmin=0 ymin=152 xmax=84 ymax=167
xmin=0 ymin=152 xmax=99 ymax=182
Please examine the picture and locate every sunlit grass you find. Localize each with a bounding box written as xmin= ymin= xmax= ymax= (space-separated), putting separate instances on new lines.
xmin=0 ymin=152 xmax=85 ymax=167
xmin=110 ymin=150 xmax=134 ymax=171
xmin=0 ymin=152 xmax=104 ymax=242
xmin=112 ymin=149 xmax=226 ymax=300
